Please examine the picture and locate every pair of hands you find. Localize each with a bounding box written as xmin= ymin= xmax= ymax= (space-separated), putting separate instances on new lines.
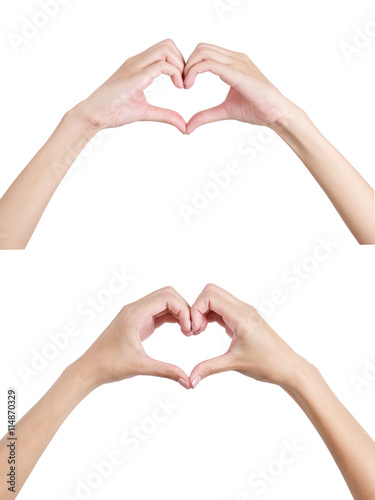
xmin=77 ymin=284 xmax=305 ymax=391
xmin=77 ymin=39 xmax=292 ymax=135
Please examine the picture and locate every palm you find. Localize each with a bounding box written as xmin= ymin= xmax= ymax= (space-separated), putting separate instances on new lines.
xmin=88 ymin=84 xmax=148 ymax=129
xmin=109 ymin=90 xmax=148 ymax=129
xmin=223 ymin=87 xmax=277 ymax=126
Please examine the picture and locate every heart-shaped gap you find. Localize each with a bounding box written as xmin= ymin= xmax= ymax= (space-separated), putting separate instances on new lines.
xmin=144 ymin=322 xmax=230 ymax=376
xmin=144 ymin=73 xmax=229 ymax=123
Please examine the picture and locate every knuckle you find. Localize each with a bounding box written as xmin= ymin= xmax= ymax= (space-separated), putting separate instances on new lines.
xmin=198 ymin=49 xmax=210 ymax=60
xmin=155 ymin=44 xmax=169 ymax=57
xmin=160 ymin=39 xmax=174 ymax=50
xmin=162 ymin=46 xmax=174 ymax=58
xmin=193 ymin=43 xmax=205 ymax=54
xmin=203 ymin=283 xmax=217 ymax=294
xmin=160 ymin=285 xmax=176 ymax=296
xmin=162 ymin=368 xmax=176 ymax=380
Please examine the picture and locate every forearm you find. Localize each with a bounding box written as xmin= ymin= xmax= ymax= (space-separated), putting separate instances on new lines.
xmin=284 ymin=362 xmax=375 ymax=500
xmin=0 ymin=107 xmax=98 ymax=249
xmin=271 ymin=105 xmax=375 ymax=244
xmin=0 ymin=362 xmax=94 ymax=498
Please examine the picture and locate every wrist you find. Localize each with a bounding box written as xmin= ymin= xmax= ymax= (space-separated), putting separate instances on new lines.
xmin=65 ymin=102 xmax=102 ymax=136
xmin=279 ymin=355 xmax=320 ymax=393
xmin=281 ymin=357 xmax=324 ymax=399
xmin=65 ymin=357 xmax=101 ymax=396
xmin=269 ymin=100 xmax=307 ymax=137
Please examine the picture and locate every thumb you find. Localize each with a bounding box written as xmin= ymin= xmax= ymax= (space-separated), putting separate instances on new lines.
xmin=141 ymin=104 xmax=186 ymax=134
xmin=189 ymin=352 xmax=236 ymax=388
xmin=145 ymin=356 xmax=190 ymax=390
xmin=186 ymin=104 xmax=229 ymax=135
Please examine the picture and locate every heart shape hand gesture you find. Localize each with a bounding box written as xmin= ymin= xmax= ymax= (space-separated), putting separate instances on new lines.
xmin=77 ymin=284 xmax=305 ymax=392
xmin=77 ymin=39 xmax=291 ymax=135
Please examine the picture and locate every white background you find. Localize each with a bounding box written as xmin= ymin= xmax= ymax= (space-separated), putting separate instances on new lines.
xmin=0 ymin=0 xmax=375 ymax=499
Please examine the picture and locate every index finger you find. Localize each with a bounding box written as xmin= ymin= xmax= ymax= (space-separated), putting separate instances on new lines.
xmin=140 ymin=286 xmax=192 ymax=334
xmin=190 ymin=284 xmax=241 ymax=334
xmin=184 ymin=43 xmax=239 ymax=77
xmin=137 ymin=39 xmax=185 ymax=73
xmin=183 ymin=59 xmax=236 ymax=90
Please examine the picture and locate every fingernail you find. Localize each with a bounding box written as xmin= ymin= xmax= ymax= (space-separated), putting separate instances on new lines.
xmin=191 ymin=375 xmax=201 ymax=389
xmin=178 ymin=378 xmax=190 ymax=390
xmin=187 ymin=320 xmax=192 ymax=331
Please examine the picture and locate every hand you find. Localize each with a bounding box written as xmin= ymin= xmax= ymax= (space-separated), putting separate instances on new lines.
xmin=76 ymin=287 xmax=192 ymax=389
xmin=183 ymin=43 xmax=292 ymax=134
xmin=189 ymin=284 xmax=306 ymax=389
xmin=76 ymin=40 xmax=186 ymax=133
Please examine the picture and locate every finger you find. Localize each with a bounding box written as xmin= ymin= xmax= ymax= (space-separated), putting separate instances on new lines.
xmin=162 ymin=287 xmax=192 ymax=335
xmin=163 ymin=39 xmax=186 ymax=66
xmin=191 ymin=311 xmax=233 ymax=339
xmin=189 ymin=43 xmax=244 ymax=59
xmin=146 ymin=60 xmax=184 ymax=89
xmin=145 ymin=357 xmax=190 ymax=390
xmin=154 ymin=310 xmax=193 ymax=336
xmin=191 ymin=284 xmax=240 ymax=334
xmin=186 ymin=104 xmax=229 ymax=135
xmin=142 ymin=287 xmax=191 ymax=334
xmin=184 ymin=47 xmax=232 ymax=78
xmin=205 ymin=311 xmax=234 ymax=339
xmin=142 ymin=104 xmax=186 ymax=134
xmin=144 ymin=46 xmax=185 ymax=75
xmin=138 ymin=39 xmax=185 ymax=72
xmin=190 ymin=285 xmax=227 ymax=332
xmin=191 ymin=310 xmax=208 ymax=335
xmin=184 ymin=59 xmax=236 ymax=90
xmin=191 ymin=311 xmax=224 ymax=335
xmin=204 ymin=311 xmax=226 ymax=328
xmin=154 ymin=312 xmax=179 ymax=329
xmin=189 ymin=352 xmax=237 ymax=388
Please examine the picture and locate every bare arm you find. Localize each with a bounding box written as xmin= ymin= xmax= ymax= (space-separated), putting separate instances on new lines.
xmin=286 ymin=364 xmax=375 ymax=500
xmin=184 ymin=44 xmax=375 ymax=244
xmin=0 ymin=112 xmax=97 ymax=249
xmin=271 ymin=107 xmax=375 ymax=244
xmin=0 ymin=365 xmax=93 ymax=495
xmin=189 ymin=284 xmax=375 ymax=499
xmin=0 ymin=39 xmax=186 ymax=250
xmin=0 ymin=287 xmax=191 ymax=498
